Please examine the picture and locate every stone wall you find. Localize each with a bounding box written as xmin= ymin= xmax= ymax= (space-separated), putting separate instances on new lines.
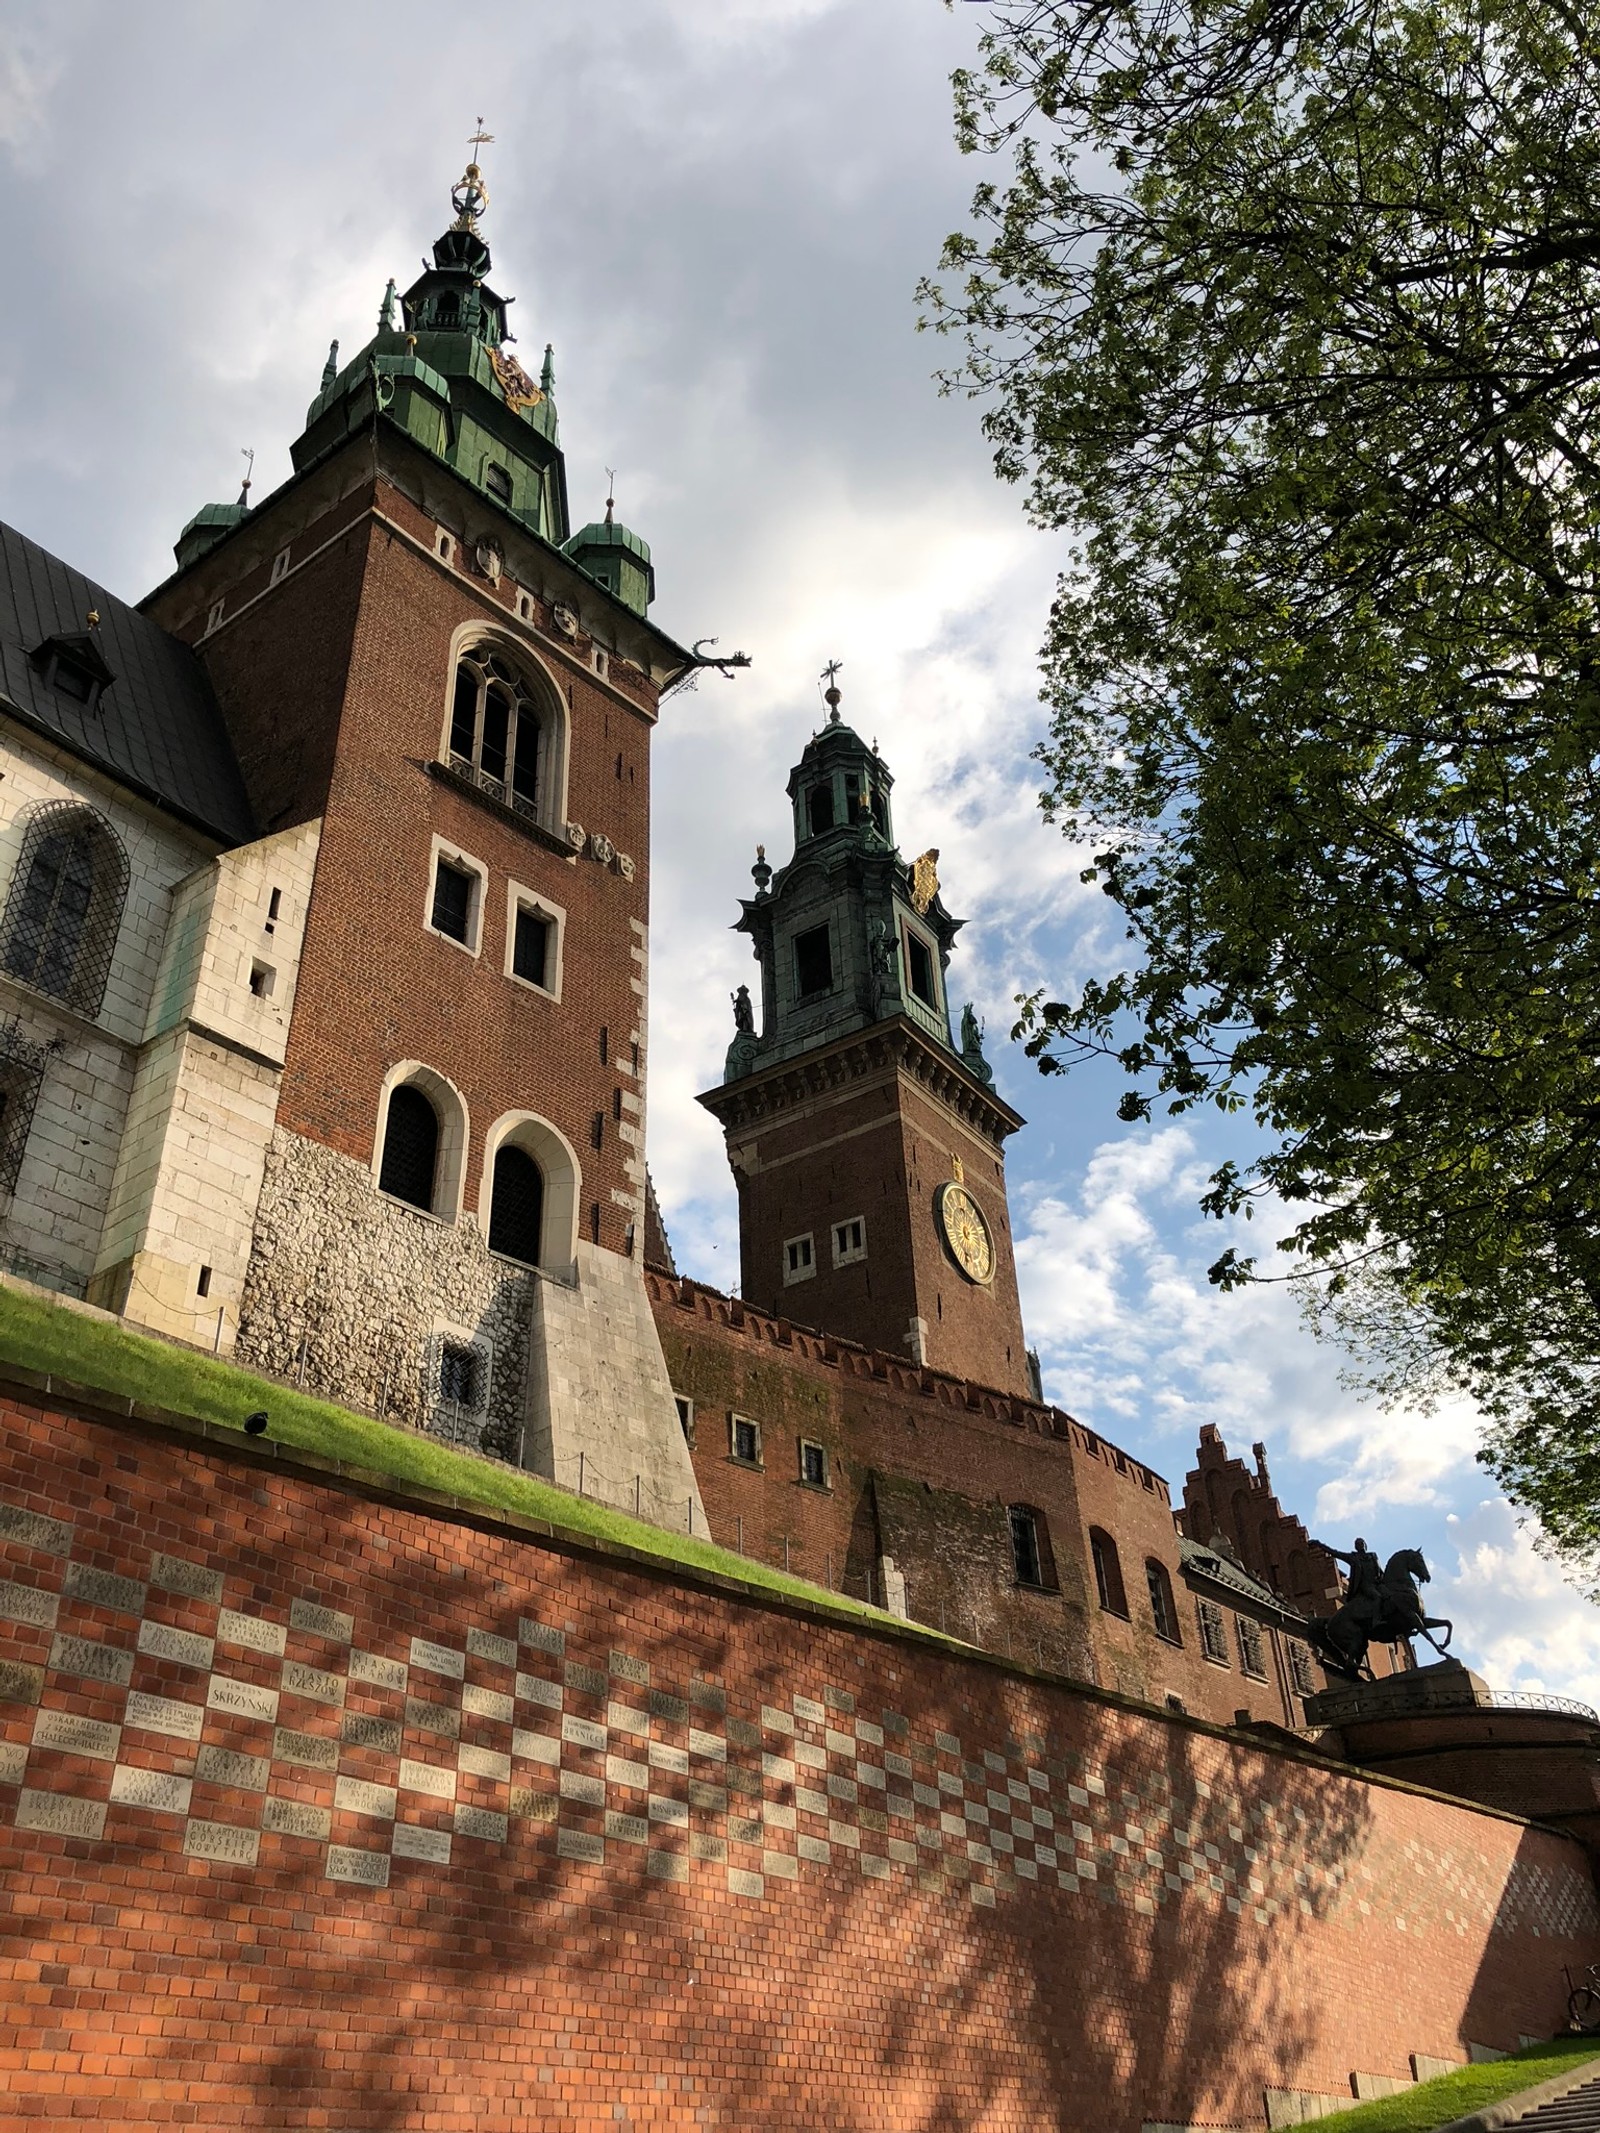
xmin=0 ymin=1377 xmax=1593 ymax=2132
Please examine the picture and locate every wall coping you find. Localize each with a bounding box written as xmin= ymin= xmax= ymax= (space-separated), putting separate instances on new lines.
xmin=0 ymin=1360 xmax=1574 ymax=1844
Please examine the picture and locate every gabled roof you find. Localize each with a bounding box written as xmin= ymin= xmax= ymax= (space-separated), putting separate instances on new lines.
xmin=1179 ymin=1534 xmax=1304 ymax=1623
xmin=0 ymin=521 xmax=253 ymax=845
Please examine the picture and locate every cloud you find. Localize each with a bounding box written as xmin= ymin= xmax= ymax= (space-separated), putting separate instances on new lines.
xmin=1436 ymin=1499 xmax=1600 ymax=1707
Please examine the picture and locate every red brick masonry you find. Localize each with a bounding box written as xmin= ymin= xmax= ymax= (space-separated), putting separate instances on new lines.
xmin=0 ymin=1383 xmax=1593 ymax=2131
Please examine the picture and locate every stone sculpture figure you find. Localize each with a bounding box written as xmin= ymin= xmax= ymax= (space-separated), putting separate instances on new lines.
xmin=1304 ymin=1540 xmax=1454 ymax=1681
xmin=960 ymin=1002 xmax=994 ymax=1086
xmin=731 ymin=983 xmax=754 ymax=1034
xmin=724 ymin=983 xmax=759 ymax=1083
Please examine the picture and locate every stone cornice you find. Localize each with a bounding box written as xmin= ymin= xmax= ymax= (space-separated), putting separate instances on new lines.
xmin=696 ymin=1015 xmax=1025 ymax=1148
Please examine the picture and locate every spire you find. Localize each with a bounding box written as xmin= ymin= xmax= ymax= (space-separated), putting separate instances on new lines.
xmin=541 ymin=343 xmax=556 ymax=395
xmin=320 ymin=340 xmax=339 ymax=392
xmin=604 ymin=468 xmax=617 ymax=526
xmin=237 ymin=447 xmax=254 ymax=510
xmin=378 ymin=280 xmax=397 ymax=331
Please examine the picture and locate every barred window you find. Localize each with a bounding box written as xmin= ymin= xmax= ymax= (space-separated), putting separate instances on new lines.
xmin=0 ymin=1022 xmax=49 ymax=1198
xmin=1288 ymin=1641 xmax=1316 ymax=1697
xmin=378 ymin=1083 xmax=439 ymax=1211
xmin=448 ymin=647 xmax=543 ymax=817
xmin=1197 ymin=1598 xmax=1229 ymax=1666
xmin=438 ymin=1341 xmax=480 ymax=1407
xmin=487 ymin=1144 xmax=544 ymax=1265
xmin=1236 ymin=1615 xmax=1268 ymax=1680
xmin=0 ymin=803 xmax=129 ymax=1018
xmin=1146 ymin=1559 xmax=1181 ymax=1644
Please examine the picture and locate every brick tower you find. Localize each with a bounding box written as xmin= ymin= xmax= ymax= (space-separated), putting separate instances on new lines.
xmin=698 ymin=673 xmax=1031 ymax=1395
xmin=133 ymin=157 xmax=709 ymax=1526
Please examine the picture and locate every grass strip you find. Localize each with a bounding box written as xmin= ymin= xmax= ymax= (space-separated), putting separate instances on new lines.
xmin=0 ymin=1281 xmax=923 ymax=1632
xmin=1308 ymin=2036 xmax=1600 ymax=2133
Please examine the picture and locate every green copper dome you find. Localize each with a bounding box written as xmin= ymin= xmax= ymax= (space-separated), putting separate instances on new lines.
xmin=173 ymin=499 xmax=248 ymax=570
xmin=564 ymin=512 xmax=655 ymax=616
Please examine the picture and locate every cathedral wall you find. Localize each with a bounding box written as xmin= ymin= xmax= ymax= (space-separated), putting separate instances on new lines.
xmin=0 ymin=1379 xmax=1592 ymax=2133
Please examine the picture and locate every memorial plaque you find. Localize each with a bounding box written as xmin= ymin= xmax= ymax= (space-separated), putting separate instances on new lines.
xmin=196 ymin=1745 xmax=269 ymax=1791
xmin=689 ymin=1680 xmax=726 ymax=1716
xmin=339 ymin=1713 xmax=401 ymax=1753
xmin=33 ymin=1709 xmax=118 ymax=1760
xmin=729 ymin=1815 xmax=763 ymax=1845
xmin=690 ymin=1833 xmax=727 ymax=1863
xmin=218 ymin=1608 xmax=286 ymax=1658
xmin=334 ymin=1775 xmax=395 ymax=1819
xmin=262 ymin=1796 xmax=332 ymax=1839
xmin=796 ymin=1786 xmax=828 ymax=1817
xmin=935 ymin=1730 xmax=961 ymax=1755
xmin=607 ymin=1701 xmax=648 ymax=1739
xmin=793 ymin=1695 xmax=825 ymax=1724
xmin=150 ymin=1553 xmax=223 ymax=1602
xmin=608 ymin=1649 xmax=649 ymax=1686
xmin=398 ymin=1758 xmax=455 ymax=1800
xmin=404 ymin=1697 xmax=459 ymax=1739
xmin=63 ymin=1564 xmax=145 ymax=1616
xmin=650 ymin=1742 xmax=689 ymax=1777
xmin=861 ymin=1852 xmax=891 ymax=1880
xmin=726 ymin=1719 xmax=761 ymax=1751
xmin=465 ymin=1628 xmax=516 ymax=1668
xmin=886 ymin=1751 xmax=914 ymax=1780
xmin=207 ymin=1675 xmax=279 ymax=1722
xmin=762 ymin=1705 xmax=795 ymax=1736
xmin=16 ymin=1787 xmax=106 ymax=1839
xmin=830 ymin=1820 xmax=861 ymax=1850
xmin=0 ymin=1661 xmax=43 ymax=1706
xmin=726 ymin=1766 xmax=762 ymax=1797
xmin=647 ymin=1848 xmax=689 ymax=1882
xmin=110 ymin=1764 xmax=192 ymax=1814
xmin=512 ymin=1729 xmax=559 ymax=1766
xmin=349 ymin=1648 xmax=405 ymax=1691
xmin=138 ymin=1621 xmax=213 ymax=1670
xmin=392 ymin=1821 xmax=451 ymax=1863
xmin=518 ymin=1619 xmax=564 ymax=1656
xmin=124 ymin=1692 xmax=204 ymax=1742
xmin=326 ymin=1844 xmax=390 ymax=1886
xmin=556 ymin=1827 xmax=603 ymax=1863
xmin=509 ymin=1786 xmax=558 ymax=1821
xmin=558 ymin=1769 xmax=603 ymax=1805
xmin=0 ymin=1742 xmax=26 ymax=1784
xmin=272 ymin=1726 xmax=338 ymax=1770
xmin=457 ymin=1743 xmax=510 ymax=1782
xmin=604 ymin=1810 xmax=648 ymax=1845
xmin=48 ymin=1633 xmax=133 ymax=1687
xmin=649 ymin=1796 xmax=689 ymax=1827
xmin=561 ymin=1714 xmax=605 ymax=1753
xmin=564 ymin=1662 xmax=605 ymax=1698
xmin=453 ymin=1803 xmax=507 ymax=1842
xmin=688 ymin=1728 xmax=726 ymax=1762
xmin=515 ymin=1673 xmax=561 ymax=1710
xmin=726 ymin=1867 xmax=763 ymax=1898
xmin=282 ymin=1661 xmax=344 ymax=1707
xmin=762 ymin=1848 xmax=798 ymax=1880
xmin=409 ymin=1637 xmax=463 ymax=1680
xmin=797 ymin=1834 xmax=830 ymax=1864
xmin=290 ymin=1598 xmax=353 ymax=1642
xmin=889 ymin=1837 xmax=918 ymax=1864
xmin=688 ymin=1781 xmax=727 ymax=1813
xmin=0 ymin=1579 xmax=57 ymax=1629
xmin=460 ymin=1684 xmax=512 ymax=1724
xmin=184 ymin=1819 xmax=260 ymax=1865
xmin=0 ymin=1504 xmax=71 ymax=1556
xmin=649 ymin=1690 xmax=688 ymax=1725
xmin=605 ymin=1754 xmax=648 ymax=1791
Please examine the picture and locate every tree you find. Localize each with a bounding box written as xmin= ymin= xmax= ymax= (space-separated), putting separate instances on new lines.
xmin=922 ymin=0 xmax=1600 ymax=1572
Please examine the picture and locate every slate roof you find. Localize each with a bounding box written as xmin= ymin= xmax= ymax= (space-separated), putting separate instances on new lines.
xmin=0 ymin=520 xmax=253 ymax=845
xmin=1178 ymin=1534 xmax=1304 ymax=1622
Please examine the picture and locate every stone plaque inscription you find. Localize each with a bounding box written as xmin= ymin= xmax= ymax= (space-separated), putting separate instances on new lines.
xmin=393 ymin=1822 xmax=451 ymax=1863
xmin=207 ymin=1675 xmax=279 ymax=1722
xmin=150 ymin=1553 xmax=224 ymax=1603
xmin=289 ymin=1598 xmax=353 ymax=1642
xmin=465 ymin=1628 xmax=516 ymax=1668
xmin=109 ymin=1764 xmax=191 ymax=1814
xmin=272 ymin=1727 xmax=338 ymax=1771
xmin=33 ymin=1709 xmax=119 ymax=1760
xmin=340 ymin=1713 xmax=401 ymax=1752
xmin=16 ymin=1787 xmax=106 ymax=1839
xmin=326 ymin=1845 xmax=390 ymax=1887
xmin=218 ymin=1608 xmax=287 ymax=1658
xmin=138 ymin=1620 xmax=213 ymax=1670
xmin=195 ymin=1745 xmax=269 ymax=1791
xmin=0 ymin=1579 xmax=57 ymax=1629
xmin=409 ymin=1637 xmax=464 ymax=1680
xmin=0 ymin=1504 xmax=71 ymax=1556
xmin=0 ymin=1661 xmax=44 ymax=1706
xmin=184 ymin=1819 xmax=261 ymax=1865
xmin=348 ymin=1649 xmax=405 ymax=1691
xmin=124 ymin=1692 xmax=204 ymax=1742
xmin=262 ymin=1796 xmax=331 ymax=1840
xmin=282 ymin=1661 xmax=344 ymax=1706
xmin=62 ymin=1564 xmax=145 ymax=1615
xmin=48 ymin=1633 xmax=133 ymax=1686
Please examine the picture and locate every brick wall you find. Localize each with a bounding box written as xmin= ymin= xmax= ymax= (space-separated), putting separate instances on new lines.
xmin=0 ymin=1379 xmax=1591 ymax=2131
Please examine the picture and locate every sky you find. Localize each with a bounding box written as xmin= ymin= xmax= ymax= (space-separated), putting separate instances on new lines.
xmin=1 ymin=0 xmax=1594 ymax=1702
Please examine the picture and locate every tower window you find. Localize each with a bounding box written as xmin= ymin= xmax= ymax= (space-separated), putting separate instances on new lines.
xmin=447 ymin=647 xmax=543 ymax=817
xmin=1009 ymin=1506 xmax=1044 ymax=1589
xmin=378 ymin=1084 xmax=440 ymax=1212
xmin=794 ymin=925 xmax=833 ymax=999
xmin=512 ymin=906 xmax=551 ymax=989
xmin=488 ymin=1144 xmax=544 ymax=1266
xmin=904 ymin=929 xmax=937 ymax=1007
xmin=1197 ymin=1599 xmax=1229 ymax=1666
xmin=832 ymin=1217 xmax=866 ymax=1267
xmin=799 ymin=1440 xmax=829 ymax=1489
xmin=783 ymin=1233 xmax=815 ymax=1285
xmin=1146 ymin=1559 xmax=1181 ymax=1644
xmin=431 ymin=859 xmax=475 ymax=944
xmin=1089 ymin=1527 xmax=1128 ymax=1618
xmin=730 ymin=1415 xmax=762 ymax=1466
xmin=248 ymin=961 xmax=276 ymax=999
xmin=485 ymin=463 xmax=513 ymax=503
xmin=0 ymin=800 xmax=130 ymax=1019
xmin=807 ymin=784 xmax=835 ymax=836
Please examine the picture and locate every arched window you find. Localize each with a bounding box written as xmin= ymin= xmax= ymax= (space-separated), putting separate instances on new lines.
xmin=1009 ymin=1506 xmax=1042 ymax=1588
xmin=1145 ymin=1558 xmax=1181 ymax=1643
xmin=0 ymin=802 xmax=129 ymax=1017
xmin=807 ymin=783 xmax=835 ymax=836
xmin=378 ymin=1084 xmax=439 ymax=1210
xmin=488 ymin=1144 xmax=545 ymax=1265
xmin=1089 ymin=1527 xmax=1128 ymax=1617
xmin=448 ymin=647 xmax=544 ymax=817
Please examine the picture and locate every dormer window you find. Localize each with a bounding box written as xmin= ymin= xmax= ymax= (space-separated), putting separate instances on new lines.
xmin=485 ymin=463 xmax=513 ymax=504
xmin=29 ymin=632 xmax=115 ymax=714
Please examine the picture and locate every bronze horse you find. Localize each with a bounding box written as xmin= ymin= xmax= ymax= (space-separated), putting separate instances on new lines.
xmin=1304 ymin=1546 xmax=1454 ymax=1683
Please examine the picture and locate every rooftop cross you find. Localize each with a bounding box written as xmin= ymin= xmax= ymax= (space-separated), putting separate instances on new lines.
xmin=821 ymin=658 xmax=843 ymax=723
xmin=451 ymin=123 xmax=493 ymax=230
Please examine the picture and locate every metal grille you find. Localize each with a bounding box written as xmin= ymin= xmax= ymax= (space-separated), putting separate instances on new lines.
xmin=1197 ymin=1597 xmax=1229 ymax=1664
xmin=0 ymin=1020 xmax=49 ymax=1198
xmin=0 ymin=801 xmax=129 ymax=1019
xmin=1236 ymin=1614 xmax=1267 ymax=1679
xmin=1287 ymin=1641 xmax=1316 ymax=1697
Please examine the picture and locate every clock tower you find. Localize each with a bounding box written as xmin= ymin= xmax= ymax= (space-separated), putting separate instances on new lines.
xmin=698 ymin=675 xmax=1032 ymax=1396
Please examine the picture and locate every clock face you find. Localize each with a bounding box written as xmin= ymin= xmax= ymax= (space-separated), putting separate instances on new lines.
xmin=935 ymin=1181 xmax=995 ymax=1284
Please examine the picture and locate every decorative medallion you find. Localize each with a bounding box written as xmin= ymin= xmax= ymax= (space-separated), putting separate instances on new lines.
xmin=474 ymin=540 xmax=502 ymax=585
xmin=935 ymin=1178 xmax=994 ymax=1285
xmin=911 ymin=847 xmax=941 ymax=916
xmin=551 ymin=603 xmax=581 ymax=640
xmin=489 ymin=346 xmax=543 ymax=413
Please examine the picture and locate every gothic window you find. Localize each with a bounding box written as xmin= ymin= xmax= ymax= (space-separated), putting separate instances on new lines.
xmin=793 ymin=925 xmax=833 ymax=999
xmin=1236 ymin=1616 xmax=1268 ymax=1680
xmin=1089 ymin=1527 xmax=1128 ymax=1617
xmin=378 ymin=1083 xmax=440 ymax=1211
xmin=488 ymin=1144 xmax=544 ymax=1266
xmin=904 ymin=928 xmax=937 ymax=1008
xmin=1146 ymin=1559 xmax=1181 ymax=1643
xmin=448 ymin=647 xmax=543 ymax=817
xmin=1009 ymin=1506 xmax=1044 ymax=1588
xmin=1196 ymin=1598 xmax=1230 ymax=1666
xmin=0 ymin=802 xmax=129 ymax=1018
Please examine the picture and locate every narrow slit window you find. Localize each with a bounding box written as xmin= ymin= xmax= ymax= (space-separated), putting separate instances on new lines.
xmin=1009 ymin=1506 xmax=1043 ymax=1588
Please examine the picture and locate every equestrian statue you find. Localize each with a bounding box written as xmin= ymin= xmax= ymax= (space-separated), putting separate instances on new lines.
xmin=1302 ymin=1538 xmax=1454 ymax=1683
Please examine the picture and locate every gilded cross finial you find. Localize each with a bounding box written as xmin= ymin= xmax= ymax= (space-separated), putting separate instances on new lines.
xmin=468 ymin=118 xmax=495 ymax=157
xmin=605 ymin=468 xmax=617 ymax=525
xmin=821 ymin=658 xmax=843 ymax=723
xmin=451 ymin=123 xmax=493 ymax=230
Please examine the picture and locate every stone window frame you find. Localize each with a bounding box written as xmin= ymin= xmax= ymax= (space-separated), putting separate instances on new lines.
xmin=782 ymin=1230 xmax=816 ymax=1286
xmin=503 ymin=878 xmax=565 ymax=1003
xmin=830 ymin=1214 xmax=867 ymax=1269
xmin=729 ymin=1413 xmax=763 ymax=1469
xmin=424 ymin=834 xmax=488 ymax=959
xmin=797 ymin=1438 xmax=830 ymax=1492
xmin=440 ymin=622 xmax=571 ymax=839
xmin=0 ymin=799 xmax=131 ymax=1021
xmin=1236 ymin=1613 xmax=1269 ymax=1681
xmin=372 ymin=1061 xmax=470 ymax=1224
xmin=477 ymin=1110 xmax=582 ymax=1280
xmin=426 ymin=1319 xmax=493 ymax=1446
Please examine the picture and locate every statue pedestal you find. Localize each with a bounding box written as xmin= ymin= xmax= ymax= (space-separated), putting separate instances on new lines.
xmin=1304 ymin=1657 xmax=1489 ymax=1729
